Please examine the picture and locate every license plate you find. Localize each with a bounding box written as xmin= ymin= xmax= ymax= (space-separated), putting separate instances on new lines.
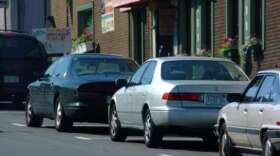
xmin=3 ymin=76 xmax=19 ymax=83
xmin=204 ymin=94 xmax=227 ymax=105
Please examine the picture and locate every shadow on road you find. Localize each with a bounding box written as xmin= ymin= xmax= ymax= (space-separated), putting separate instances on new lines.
xmin=127 ymin=139 xmax=218 ymax=152
xmin=44 ymin=125 xmax=110 ymax=136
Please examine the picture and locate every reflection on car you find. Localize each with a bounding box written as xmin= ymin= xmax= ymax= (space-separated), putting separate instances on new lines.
xmin=216 ymin=69 xmax=280 ymax=156
xmin=109 ymin=56 xmax=249 ymax=148
xmin=25 ymin=53 xmax=138 ymax=132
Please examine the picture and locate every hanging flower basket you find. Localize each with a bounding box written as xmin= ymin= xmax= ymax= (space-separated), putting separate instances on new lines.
xmin=220 ymin=38 xmax=240 ymax=65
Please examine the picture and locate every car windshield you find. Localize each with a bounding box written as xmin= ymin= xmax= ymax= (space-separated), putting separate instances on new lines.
xmin=71 ymin=57 xmax=138 ymax=76
xmin=162 ymin=60 xmax=248 ymax=81
xmin=0 ymin=35 xmax=44 ymax=59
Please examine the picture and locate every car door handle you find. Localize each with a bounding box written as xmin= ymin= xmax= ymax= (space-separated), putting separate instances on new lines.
xmin=259 ymin=109 xmax=264 ymax=113
xmin=243 ymin=108 xmax=248 ymax=113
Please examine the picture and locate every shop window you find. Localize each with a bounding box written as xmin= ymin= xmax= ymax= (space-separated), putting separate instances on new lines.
xmin=226 ymin=0 xmax=239 ymax=38
xmin=77 ymin=3 xmax=94 ymax=36
xmin=205 ymin=0 xmax=212 ymax=50
xmin=253 ymin=0 xmax=264 ymax=42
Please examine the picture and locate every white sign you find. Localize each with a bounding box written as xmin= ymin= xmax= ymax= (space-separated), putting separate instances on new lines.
xmin=101 ymin=0 xmax=114 ymax=34
xmin=32 ymin=28 xmax=72 ymax=54
xmin=0 ymin=0 xmax=8 ymax=8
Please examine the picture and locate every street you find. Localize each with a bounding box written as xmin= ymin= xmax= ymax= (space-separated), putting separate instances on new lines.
xmin=0 ymin=104 xmax=256 ymax=156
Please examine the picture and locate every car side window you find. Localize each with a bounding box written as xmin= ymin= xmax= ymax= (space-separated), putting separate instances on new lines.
xmin=255 ymin=76 xmax=275 ymax=103
xmin=53 ymin=57 xmax=71 ymax=78
xmin=140 ymin=61 xmax=157 ymax=85
xmin=242 ymin=76 xmax=264 ymax=103
xmin=130 ymin=62 xmax=150 ymax=85
xmin=271 ymin=78 xmax=280 ymax=103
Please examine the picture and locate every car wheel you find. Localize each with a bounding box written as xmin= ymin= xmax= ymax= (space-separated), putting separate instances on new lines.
xmin=219 ymin=124 xmax=242 ymax=156
xmin=25 ymin=94 xmax=43 ymax=127
xmin=109 ymin=105 xmax=127 ymax=142
xmin=144 ymin=110 xmax=163 ymax=148
xmin=55 ymin=98 xmax=73 ymax=132
xmin=263 ymin=135 xmax=276 ymax=156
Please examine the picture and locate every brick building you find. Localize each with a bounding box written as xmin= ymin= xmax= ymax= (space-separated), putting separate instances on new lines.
xmin=51 ymin=0 xmax=280 ymax=75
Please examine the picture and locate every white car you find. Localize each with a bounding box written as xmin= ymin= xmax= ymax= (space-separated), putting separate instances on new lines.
xmin=216 ymin=70 xmax=280 ymax=156
xmin=109 ymin=56 xmax=249 ymax=148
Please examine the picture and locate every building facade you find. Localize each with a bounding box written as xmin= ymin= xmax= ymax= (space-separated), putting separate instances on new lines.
xmin=0 ymin=0 xmax=51 ymax=33
xmin=51 ymin=0 xmax=280 ymax=76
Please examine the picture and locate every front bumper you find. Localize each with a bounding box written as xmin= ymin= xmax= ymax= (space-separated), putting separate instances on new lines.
xmin=63 ymin=101 xmax=108 ymax=123
xmin=150 ymin=106 xmax=220 ymax=129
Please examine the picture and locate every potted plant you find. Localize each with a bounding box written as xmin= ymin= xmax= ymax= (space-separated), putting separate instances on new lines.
xmin=220 ymin=38 xmax=240 ymax=65
xmin=196 ymin=48 xmax=212 ymax=57
xmin=72 ymin=34 xmax=94 ymax=53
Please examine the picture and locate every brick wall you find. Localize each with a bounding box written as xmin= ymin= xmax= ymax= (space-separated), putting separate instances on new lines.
xmin=260 ymin=0 xmax=280 ymax=70
xmin=94 ymin=0 xmax=130 ymax=57
xmin=51 ymin=0 xmax=67 ymax=28
xmin=214 ymin=0 xmax=226 ymax=57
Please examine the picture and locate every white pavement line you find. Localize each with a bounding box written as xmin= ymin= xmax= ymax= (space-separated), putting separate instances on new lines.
xmin=158 ymin=154 xmax=172 ymax=156
xmin=11 ymin=123 xmax=26 ymax=127
xmin=74 ymin=136 xmax=93 ymax=141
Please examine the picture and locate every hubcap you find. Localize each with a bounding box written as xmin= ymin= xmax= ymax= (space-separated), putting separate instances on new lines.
xmin=221 ymin=133 xmax=228 ymax=156
xmin=56 ymin=103 xmax=62 ymax=127
xmin=110 ymin=110 xmax=118 ymax=136
xmin=27 ymin=101 xmax=32 ymax=123
xmin=265 ymin=139 xmax=272 ymax=156
xmin=144 ymin=114 xmax=151 ymax=143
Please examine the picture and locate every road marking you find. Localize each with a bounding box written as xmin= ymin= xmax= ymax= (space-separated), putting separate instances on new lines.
xmin=11 ymin=123 xmax=26 ymax=127
xmin=158 ymin=154 xmax=172 ymax=156
xmin=74 ymin=136 xmax=93 ymax=141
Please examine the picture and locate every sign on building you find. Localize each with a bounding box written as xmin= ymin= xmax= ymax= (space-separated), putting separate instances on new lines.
xmin=32 ymin=28 xmax=72 ymax=54
xmin=101 ymin=0 xmax=115 ymax=34
xmin=0 ymin=0 xmax=8 ymax=8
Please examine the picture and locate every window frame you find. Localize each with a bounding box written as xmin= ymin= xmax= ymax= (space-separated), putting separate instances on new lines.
xmin=140 ymin=61 xmax=157 ymax=85
xmin=241 ymin=75 xmax=265 ymax=103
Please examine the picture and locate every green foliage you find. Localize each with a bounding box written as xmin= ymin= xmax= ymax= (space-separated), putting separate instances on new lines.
xmin=72 ymin=35 xmax=94 ymax=49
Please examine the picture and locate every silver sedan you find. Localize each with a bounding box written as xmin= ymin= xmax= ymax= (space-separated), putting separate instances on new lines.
xmin=108 ymin=56 xmax=249 ymax=148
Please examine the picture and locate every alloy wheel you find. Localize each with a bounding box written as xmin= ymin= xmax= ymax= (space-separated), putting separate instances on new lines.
xmin=144 ymin=113 xmax=152 ymax=143
xmin=264 ymin=139 xmax=273 ymax=156
xmin=56 ymin=102 xmax=62 ymax=127
xmin=110 ymin=110 xmax=118 ymax=137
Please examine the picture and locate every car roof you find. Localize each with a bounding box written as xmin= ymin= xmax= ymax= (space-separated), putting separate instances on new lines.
xmin=70 ymin=53 xmax=130 ymax=60
xmin=258 ymin=69 xmax=280 ymax=75
xmin=147 ymin=56 xmax=233 ymax=63
xmin=0 ymin=32 xmax=34 ymax=38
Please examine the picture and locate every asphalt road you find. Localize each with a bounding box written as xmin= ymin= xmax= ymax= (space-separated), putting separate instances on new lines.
xmin=0 ymin=103 xmax=255 ymax=156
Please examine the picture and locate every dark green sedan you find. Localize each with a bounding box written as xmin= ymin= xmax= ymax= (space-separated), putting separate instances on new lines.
xmin=25 ymin=53 xmax=138 ymax=132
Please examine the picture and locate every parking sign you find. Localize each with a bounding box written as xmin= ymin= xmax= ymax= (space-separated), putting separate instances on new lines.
xmin=0 ymin=0 xmax=8 ymax=8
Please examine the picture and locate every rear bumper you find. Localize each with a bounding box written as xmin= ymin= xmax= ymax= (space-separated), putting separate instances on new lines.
xmin=150 ymin=106 xmax=221 ymax=129
xmin=0 ymin=86 xmax=27 ymax=101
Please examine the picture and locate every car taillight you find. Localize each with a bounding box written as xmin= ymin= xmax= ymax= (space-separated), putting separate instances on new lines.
xmin=162 ymin=93 xmax=202 ymax=102
xmin=276 ymin=121 xmax=280 ymax=126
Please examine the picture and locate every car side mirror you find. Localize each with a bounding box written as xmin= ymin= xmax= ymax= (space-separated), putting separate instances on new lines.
xmin=116 ymin=79 xmax=128 ymax=88
xmin=227 ymin=93 xmax=243 ymax=103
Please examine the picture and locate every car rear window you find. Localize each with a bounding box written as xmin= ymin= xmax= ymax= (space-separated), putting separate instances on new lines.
xmin=162 ymin=60 xmax=248 ymax=81
xmin=71 ymin=57 xmax=138 ymax=76
xmin=0 ymin=35 xmax=45 ymax=58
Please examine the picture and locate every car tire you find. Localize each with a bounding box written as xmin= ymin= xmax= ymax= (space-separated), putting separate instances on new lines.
xmin=109 ymin=105 xmax=127 ymax=142
xmin=263 ymin=134 xmax=276 ymax=156
xmin=25 ymin=94 xmax=43 ymax=127
xmin=219 ymin=124 xmax=242 ymax=156
xmin=144 ymin=110 xmax=163 ymax=148
xmin=55 ymin=98 xmax=73 ymax=132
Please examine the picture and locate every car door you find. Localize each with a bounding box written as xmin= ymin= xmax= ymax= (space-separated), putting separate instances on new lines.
xmin=247 ymin=75 xmax=276 ymax=149
xmin=117 ymin=62 xmax=149 ymax=125
xmin=33 ymin=61 xmax=58 ymax=115
xmin=44 ymin=57 xmax=70 ymax=116
xmin=131 ymin=61 xmax=157 ymax=126
xmin=228 ymin=75 xmax=264 ymax=147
